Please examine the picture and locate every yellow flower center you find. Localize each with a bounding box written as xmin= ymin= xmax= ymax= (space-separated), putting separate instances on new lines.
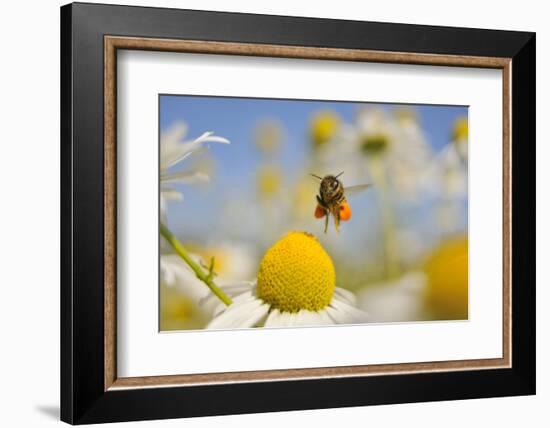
xmin=257 ymin=231 xmax=336 ymax=312
xmin=360 ymin=134 xmax=390 ymax=155
xmin=257 ymin=166 xmax=282 ymax=197
xmin=310 ymin=111 xmax=340 ymax=147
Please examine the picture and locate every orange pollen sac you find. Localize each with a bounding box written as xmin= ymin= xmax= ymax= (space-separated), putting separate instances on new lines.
xmin=339 ymin=202 xmax=352 ymax=221
xmin=314 ymin=204 xmax=326 ymax=218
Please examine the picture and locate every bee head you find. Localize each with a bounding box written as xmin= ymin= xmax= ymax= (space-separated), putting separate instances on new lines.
xmin=328 ymin=177 xmax=339 ymax=190
xmin=319 ymin=174 xmax=342 ymax=198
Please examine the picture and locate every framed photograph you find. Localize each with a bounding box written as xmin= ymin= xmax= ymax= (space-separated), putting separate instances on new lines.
xmin=61 ymin=2 xmax=535 ymax=424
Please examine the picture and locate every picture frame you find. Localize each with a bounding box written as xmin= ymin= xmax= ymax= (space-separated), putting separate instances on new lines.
xmin=60 ymin=2 xmax=535 ymax=424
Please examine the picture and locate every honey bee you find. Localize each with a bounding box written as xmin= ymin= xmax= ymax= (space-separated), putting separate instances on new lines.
xmin=311 ymin=172 xmax=371 ymax=233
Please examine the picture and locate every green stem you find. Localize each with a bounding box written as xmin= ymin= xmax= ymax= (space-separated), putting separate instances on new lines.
xmin=160 ymin=224 xmax=233 ymax=306
xmin=368 ymin=156 xmax=400 ymax=279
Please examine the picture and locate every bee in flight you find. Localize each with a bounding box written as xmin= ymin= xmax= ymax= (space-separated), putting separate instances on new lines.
xmin=311 ymin=172 xmax=371 ymax=233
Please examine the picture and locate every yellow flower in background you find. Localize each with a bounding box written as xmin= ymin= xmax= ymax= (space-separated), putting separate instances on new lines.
xmin=160 ymin=284 xmax=208 ymax=331
xmin=452 ymin=117 xmax=469 ymax=142
xmin=452 ymin=117 xmax=468 ymax=160
xmin=291 ymin=176 xmax=318 ymax=221
xmin=160 ymin=253 xmax=216 ymax=330
xmin=205 ymin=231 xmax=367 ymax=328
xmin=310 ymin=110 xmax=340 ymax=148
xmin=254 ymin=120 xmax=283 ymax=155
xmin=424 ymin=237 xmax=468 ymax=320
xmin=257 ymin=165 xmax=283 ymax=198
xmin=356 ymin=107 xmax=393 ymax=155
xmin=360 ymin=133 xmax=391 ymax=155
xmin=194 ymin=243 xmax=256 ymax=282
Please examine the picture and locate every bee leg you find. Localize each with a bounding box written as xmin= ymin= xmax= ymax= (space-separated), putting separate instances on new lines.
xmin=324 ymin=214 xmax=329 ymax=234
xmin=334 ymin=213 xmax=340 ymax=233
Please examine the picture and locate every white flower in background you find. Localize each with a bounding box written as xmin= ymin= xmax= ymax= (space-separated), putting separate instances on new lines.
xmin=160 ymin=254 xmax=211 ymax=302
xmin=425 ymin=117 xmax=468 ymax=198
xmin=357 ymin=271 xmax=427 ymax=323
xmin=161 ymin=243 xmax=257 ymax=316
xmin=199 ymin=243 xmax=257 ymax=282
xmin=160 ymin=121 xmax=229 ymax=214
xmin=353 ymin=107 xmax=433 ymax=199
xmin=160 ymin=254 xmax=213 ymax=330
xmin=421 ymin=117 xmax=468 ymax=198
xmin=204 ymin=232 xmax=368 ymax=329
xmin=421 ymin=117 xmax=468 ymax=234
xmin=430 ymin=143 xmax=467 ymax=197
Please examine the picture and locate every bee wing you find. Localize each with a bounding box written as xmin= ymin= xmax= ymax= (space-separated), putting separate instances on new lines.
xmin=344 ymin=184 xmax=371 ymax=197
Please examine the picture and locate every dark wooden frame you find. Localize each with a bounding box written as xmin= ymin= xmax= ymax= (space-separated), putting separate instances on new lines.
xmin=61 ymin=2 xmax=536 ymax=424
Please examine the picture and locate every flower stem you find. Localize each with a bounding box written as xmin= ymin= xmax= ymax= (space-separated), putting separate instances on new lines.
xmin=160 ymin=223 xmax=233 ymax=306
xmin=367 ymin=156 xmax=400 ymax=279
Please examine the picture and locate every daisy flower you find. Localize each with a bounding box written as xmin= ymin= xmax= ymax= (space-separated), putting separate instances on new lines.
xmin=160 ymin=121 xmax=229 ymax=214
xmin=421 ymin=117 xmax=468 ymax=234
xmin=354 ymin=107 xmax=433 ymax=199
xmin=205 ymin=231 xmax=368 ymax=329
xmin=161 ymin=253 xmax=212 ymax=302
xmin=160 ymin=254 xmax=214 ymax=330
xmin=436 ymin=117 xmax=468 ymax=198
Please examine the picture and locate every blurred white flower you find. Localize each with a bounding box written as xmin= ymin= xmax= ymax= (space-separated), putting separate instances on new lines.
xmin=357 ymin=271 xmax=427 ymax=322
xmin=353 ymin=107 xmax=433 ymax=200
xmin=428 ymin=141 xmax=468 ymax=198
xmin=160 ymin=121 xmax=229 ymax=214
xmin=202 ymin=243 xmax=257 ymax=282
xmin=160 ymin=254 xmax=211 ymax=302
xmin=161 ymin=242 xmax=258 ymax=317
xmin=160 ymin=254 xmax=213 ymax=330
xmin=422 ymin=116 xmax=468 ymax=199
xmin=421 ymin=118 xmax=468 ymax=234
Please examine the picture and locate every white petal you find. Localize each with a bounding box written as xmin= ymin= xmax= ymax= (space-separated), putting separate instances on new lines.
xmin=206 ymin=293 xmax=263 ymax=329
xmin=327 ymin=298 xmax=369 ymax=324
xmin=333 ymin=287 xmax=357 ymax=306
xmin=165 ymin=132 xmax=230 ymax=169
xmin=218 ymin=281 xmax=256 ymax=296
xmin=194 ymin=131 xmax=230 ymax=145
xmin=200 ymin=284 xmax=255 ymax=316
xmin=160 ymin=123 xmax=188 ymax=165
xmin=206 ymin=289 xmax=254 ymax=315
xmin=265 ymin=309 xmax=334 ymax=327
xmin=273 ymin=311 xmax=295 ymax=327
xmin=295 ymin=310 xmax=325 ymax=326
xmin=160 ymin=255 xmax=212 ymax=301
xmin=264 ymin=309 xmax=282 ymax=327
xmin=160 ymin=260 xmax=175 ymax=286
xmin=160 ymin=188 xmax=183 ymax=201
xmin=286 ymin=311 xmax=302 ymax=326
xmin=160 ymin=124 xmax=189 ymax=168
xmin=325 ymin=306 xmax=349 ymax=324
xmin=161 ymin=122 xmax=188 ymax=146
xmin=160 ymin=189 xmax=183 ymax=215
xmin=317 ymin=309 xmax=336 ymax=325
xmin=161 ymin=171 xmax=209 ymax=185
xmin=238 ymin=303 xmax=270 ymax=328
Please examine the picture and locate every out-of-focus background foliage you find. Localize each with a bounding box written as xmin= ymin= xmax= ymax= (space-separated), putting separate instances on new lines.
xmin=160 ymin=95 xmax=469 ymax=331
